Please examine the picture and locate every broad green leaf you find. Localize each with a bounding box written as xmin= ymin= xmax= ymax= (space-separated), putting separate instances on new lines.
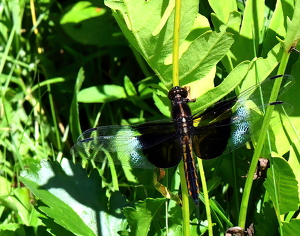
xmin=209 ymin=1 xmax=241 ymax=40
xmin=237 ymin=43 xmax=283 ymax=91
xmin=77 ymin=84 xmax=127 ymax=103
xmin=144 ymin=13 xmax=244 ymax=116
xmin=39 ymin=212 xmax=77 ymax=236
xmin=255 ymin=201 xmax=279 ymax=236
xmin=12 ymin=187 xmax=40 ymax=226
xmin=123 ymin=198 xmax=166 ymax=236
xmin=106 ymin=0 xmax=235 ymax=90
xmin=189 ymin=60 xmax=250 ymax=114
xmin=105 ymin=0 xmax=199 ymax=87
xmin=212 ymin=11 xmax=241 ymax=71
xmin=226 ymin=0 xmax=265 ymax=66
xmin=184 ymin=13 xmax=211 ymax=44
xmin=208 ymin=0 xmax=237 ymax=24
xmin=124 ymin=76 xmax=137 ymax=97
xmin=167 ymin=225 xmax=183 ymax=236
xmin=282 ymin=219 xmax=300 ymax=235
xmin=152 ymin=92 xmax=169 ymax=117
xmin=173 ymin=27 xmax=234 ymax=88
xmin=288 ymin=142 xmax=300 ymax=201
xmin=0 ymin=223 xmax=25 ymax=235
xmin=162 ymin=206 xmax=186 ymax=236
xmin=261 ymin=0 xmax=288 ymax=54
xmin=283 ymin=0 xmax=300 ymax=52
xmin=275 ymin=58 xmax=300 ymax=156
xmin=20 ymin=159 xmax=127 ymax=236
xmin=0 ymin=176 xmax=11 ymax=196
xmin=60 ymin=1 xmax=124 ymax=46
xmin=239 ymin=0 xmax=265 ymax=45
xmin=264 ymin=157 xmax=299 ymax=215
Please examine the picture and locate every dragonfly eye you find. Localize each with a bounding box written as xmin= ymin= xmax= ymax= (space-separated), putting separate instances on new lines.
xmin=168 ymin=86 xmax=188 ymax=100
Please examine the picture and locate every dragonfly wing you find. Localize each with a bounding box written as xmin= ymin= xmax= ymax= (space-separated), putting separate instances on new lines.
xmin=192 ymin=96 xmax=235 ymax=159
xmin=138 ymin=133 xmax=182 ymax=168
xmin=71 ymin=123 xmax=179 ymax=169
xmin=192 ymin=74 xmax=294 ymax=159
xmin=224 ymin=100 xmax=293 ymax=154
xmin=192 ymin=74 xmax=294 ymax=121
xmin=71 ymin=126 xmax=152 ymax=168
xmin=192 ymin=100 xmax=293 ymax=159
xmin=134 ymin=120 xmax=184 ymax=168
xmin=230 ymin=74 xmax=294 ymax=105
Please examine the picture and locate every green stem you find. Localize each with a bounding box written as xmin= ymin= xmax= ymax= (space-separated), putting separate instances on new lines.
xmin=238 ymin=51 xmax=291 ymax=228
xmin=172 ymin=0 xmax=181 ymax=87
xmin=47 ymin=83 xmax=62 ymax=162
xmin=178 ymin=161 xmax=190 ymax=236
xmin=198 ymin=159 xmax=213 ymax=236
xmin=173 ymin=0 xmax=189 ymax=234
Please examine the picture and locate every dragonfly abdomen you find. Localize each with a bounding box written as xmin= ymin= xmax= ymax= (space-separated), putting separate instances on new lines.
xmin=181 ymin=135 xmax=200 ymax=205
xmin=170 ymin=86 xmax=200 ymax=204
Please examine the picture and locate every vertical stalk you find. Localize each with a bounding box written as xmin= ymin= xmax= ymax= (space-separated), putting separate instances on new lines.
xmin=198 ymin=159 xmax=213 ymax=236
xmin=179 ymin=162 xmax=190 ymax=236
xmin=238 ymin=51 xmax=291 ymax=228
xmin=172 ymin=0 xmax=181 ymax=87
xmin=173 ymin=0 xmax=190 ymax=235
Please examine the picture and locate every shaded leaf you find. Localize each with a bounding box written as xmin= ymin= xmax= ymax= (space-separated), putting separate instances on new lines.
xmin=60 ymin=1 xmax=124 ymax=46
xmin=0 ymin=223 xmax=25 ymax=235
xmin=255 ymin=201 xmax=279 ymax=236
xmin=123 ymin=198 xmax=166 ymax=236
xmin=20 ymin=159 xmax=127 ymax=236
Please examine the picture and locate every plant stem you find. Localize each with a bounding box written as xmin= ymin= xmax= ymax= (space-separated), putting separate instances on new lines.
xmin=198 ymin=159 xmax=213 ymax=236
xmin=172 ymin=0 xmax=190 ymax=233
xmin=179 ymin=161 xmax=190 ymax=236
xmin=238 ymin=51 xmax=290 ymax=228
xmin=172 ymin=0 xmax=181 ymax=87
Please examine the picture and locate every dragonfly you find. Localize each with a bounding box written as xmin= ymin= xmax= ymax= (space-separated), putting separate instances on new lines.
xmin=71 ymin=75 xmax=293 ymax=205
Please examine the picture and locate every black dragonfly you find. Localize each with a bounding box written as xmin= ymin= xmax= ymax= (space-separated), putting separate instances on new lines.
xmin=71 ymin=75 xmax=293 ymax=205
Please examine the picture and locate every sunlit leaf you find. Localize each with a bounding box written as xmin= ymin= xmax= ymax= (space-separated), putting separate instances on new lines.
xmin=264 ymin=157 xmax=299 ymax=215
xmin=282 ymin=219 xmax=300 ymax=235
xmin=78 ymin=85 xmax=127 ymax=103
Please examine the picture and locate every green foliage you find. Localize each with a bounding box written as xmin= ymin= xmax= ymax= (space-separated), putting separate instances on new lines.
xmin=20 ymin=159 xmax=127 ymax=236
xmin=264 ymin=157 xmax=299 ymax=215
xmin=123 ymin=199 xmax=167 ymax=235
xmin=78 ymin=84 xmax=127 ymax=103
xmin=0 ymin=0 xmax=300 ymax=235
xmin=60 ymin=1 xmax=124 ymax=47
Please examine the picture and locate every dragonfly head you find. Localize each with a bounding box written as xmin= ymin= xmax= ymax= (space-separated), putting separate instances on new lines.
xmin=168 ymin=86 xmax=188 ymax=100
